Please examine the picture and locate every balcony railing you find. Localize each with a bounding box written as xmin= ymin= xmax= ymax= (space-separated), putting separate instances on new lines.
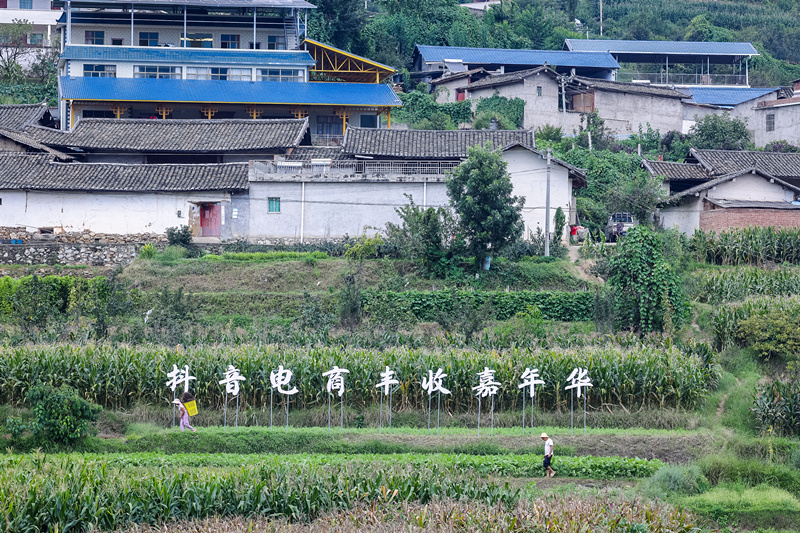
xmin=252 ymin=159 xmax=461 ymax=178
xmin=616 ymin=72 xmax=748 ymax=86
xmin=310 ymin=134 xmax=344 ymax=146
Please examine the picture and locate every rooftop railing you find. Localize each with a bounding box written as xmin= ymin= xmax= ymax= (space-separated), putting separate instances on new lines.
xmin=616 ymin=72 xmax=748 ymax=86
xmin=252 ymin=159 xmax=461 ymax=178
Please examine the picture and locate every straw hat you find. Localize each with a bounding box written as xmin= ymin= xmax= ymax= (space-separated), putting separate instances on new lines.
xmin=540 ymin=432 xmax=549 ymax=438
xmin=172 ymin=399 xmax=182 ymax=405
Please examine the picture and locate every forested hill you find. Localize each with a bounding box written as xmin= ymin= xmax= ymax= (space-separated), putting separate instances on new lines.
xmin=309 ymin=0 xmax=800 ymax=86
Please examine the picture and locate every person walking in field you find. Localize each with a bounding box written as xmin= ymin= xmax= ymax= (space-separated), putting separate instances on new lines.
xmin=541 ymin=432 xmax=555 ymax=477
xmin=173 ymin=398 xmax=196 ymax=432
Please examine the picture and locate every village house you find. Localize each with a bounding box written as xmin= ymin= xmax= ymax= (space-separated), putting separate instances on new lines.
xmin=0 ymin=0 xmax=60 ymax=69
xmin=645 ymin=149 xmax=800 ymax=233
xmin=453 ymin=66 xmax=688 ymax=135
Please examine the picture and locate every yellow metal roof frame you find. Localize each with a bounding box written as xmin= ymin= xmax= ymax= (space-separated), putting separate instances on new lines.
xmin=303 ymin=39 xmax=396 ymax=83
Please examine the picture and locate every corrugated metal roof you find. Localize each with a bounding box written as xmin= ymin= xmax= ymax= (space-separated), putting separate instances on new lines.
xmin=685 ymin=87 xmax=778 ymax=106
xmin=56 ymin=0 xmax=316 ymax=9
xmin=415 ymin=45 xmax=619 ymax=69
xmin=565 ymin=39 xmax=758 ymax=57
xmin=60 ymin=45 xmax=315 ymax=67
xmin=60 ymin=76 xmax=403 ymax=107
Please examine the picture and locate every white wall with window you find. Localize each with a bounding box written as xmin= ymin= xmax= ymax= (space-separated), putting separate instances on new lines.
xmin=68 ymin=59 xmax=308 ymax=82
xmin=66 ymin=24 xmax=291 ymax=50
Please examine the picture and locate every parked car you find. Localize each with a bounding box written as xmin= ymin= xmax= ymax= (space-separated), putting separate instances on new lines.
xmin=604 ymin=213 xmax=638 ymax=242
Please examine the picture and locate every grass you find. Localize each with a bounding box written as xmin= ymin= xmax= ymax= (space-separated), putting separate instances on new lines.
xmin=681 ymin=484 xmax=800 ymax=529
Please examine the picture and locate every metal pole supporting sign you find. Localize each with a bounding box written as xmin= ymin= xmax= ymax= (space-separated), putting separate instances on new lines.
xmin=518 ymin=368 xmax=545 ymax=436
xmin=323 ymin=366 xmax=349 ymax=431
xmin=375 ymin=366 xmax=398 ymax=434
xmin=473 ymin=367 xmax=499 ymax=438
xmin=270 ymin=365 xmax=298 ymax=431
xmin=422 ymin=369 xmax=450 ymax=436
xmin=219 ymin=365 xmax=245 ymax=430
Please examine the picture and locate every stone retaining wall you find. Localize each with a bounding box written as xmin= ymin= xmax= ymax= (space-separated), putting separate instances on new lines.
xmin=0 ymin=227 xmax=167 ymax=244
xmin=0 ymin=243 xmax=141 ymax=267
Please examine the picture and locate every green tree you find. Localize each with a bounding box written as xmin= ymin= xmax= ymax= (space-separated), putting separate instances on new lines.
xmin=447 ymin=143 xmax=525 ymax=268
xmin=607 ymin=226 xmax=688 ymax=334
xmin=689 ymin=113 xmax=752 ymax=151
xmin=0 ymin=19 xmax=33 ymax=82
xmin=26 ymin=385 xmax=102 ymax=446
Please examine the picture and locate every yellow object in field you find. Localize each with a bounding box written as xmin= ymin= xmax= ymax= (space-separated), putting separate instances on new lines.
xmin=185 ymin=400 xmax=198 ymax=417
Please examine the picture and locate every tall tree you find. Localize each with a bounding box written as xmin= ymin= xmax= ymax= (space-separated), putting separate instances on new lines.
xmin=0 ymin=19 xmax=33 ymax=83
xmin=447 ymin=143 xmax=524 ymax=268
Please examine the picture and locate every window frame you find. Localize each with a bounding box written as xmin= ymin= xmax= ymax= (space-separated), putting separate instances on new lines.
xmin=27 ymin=32 xmax=44 ymax=46
xmin=266 ymin=35 xmax=286 ymax=50
xmin=133 ymin=65 xmax=182 ymax=79
xmin=766 ymin=113 xmax=775 ymax=132
xmin=111 ymin=38 xmax=123 ymax=46
xmin=83 ymin=64 xmax=116 ymax=78
xmin=257 ymin=68 xmax=304 ymax=82
xmin=85 ymin=31 xmax=104 ymax=45
xmin=220 ymin=34 xmax=240 ymax=49
xmin=138 ymin=32 xmax=158 ymax=47
xmin=268 ymin=197 xmax=281 ymax=213
xmin=19 ymin=0 xmax=33 ymax=9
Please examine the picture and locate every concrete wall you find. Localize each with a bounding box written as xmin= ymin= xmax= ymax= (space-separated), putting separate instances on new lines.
xmin=433 ymin=78 xmax=465 ymax=104
xmin=0 ymin=189 xmax=237 ymax=239
xmin=705 ymin=173 xmax=795 ymax=203
xmin=65 ymin=58 xmax=308 ymax=81
xmin=5 ymin=0 xmax=52 ymax=9
xmin=66 ymin=24 xmax=286 ymax=49
xmin=752 ymin=104 xmax=800 ymax=148
xmin=247 ymin=180 xmax=449 ymax=240
xmin=592 ymin=90 xmax=683 ymax=136
xmin=503 ymin=146 xmax=572 ymax=243
xmin=659 ymin=196 xmax=700 ymax=234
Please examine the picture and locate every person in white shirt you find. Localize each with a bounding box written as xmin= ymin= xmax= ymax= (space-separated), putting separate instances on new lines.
xmin=540 ymin=432 xmax=556 ymax=477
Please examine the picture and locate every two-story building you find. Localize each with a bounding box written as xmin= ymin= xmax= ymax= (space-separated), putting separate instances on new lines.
xmin=0 ymin=0 xmax=60 ymax=68
xmin=53 ymin=0 xmax=400 ymax=137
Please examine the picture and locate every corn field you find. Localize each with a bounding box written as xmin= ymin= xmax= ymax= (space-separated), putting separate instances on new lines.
xmin=691 ymin=228 xmax=800 ymax=266
xmin=691 ymin=267 xmax=800 ymax=303
xmin=752 ymin=381 xmax=800 ymax=438
xmin=711 ymin=296 xmax=800 ymax=350
xmin=0 ymin=343 xmax=716 ymax=411
xmin=0 ymin=455 xmax=516 ymax=532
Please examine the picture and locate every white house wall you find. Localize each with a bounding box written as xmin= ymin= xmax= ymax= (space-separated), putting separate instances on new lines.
xmin=0 ymin=190 xmax=233 ymax=235
xmin=752 ymin=104 xmax=800 ymax=148
xmin=65 ymin=24 xmax=284 ymax=49
xmin=705 ymin=174 xmax=794 ymax=202
xmin=247 ymin=181 xmax=449 ymax=240
xmin=659 ymin=197 xmax=700 ymax=234
xmin=592 ymin=90 xmax=683 ymax=136
xmin=503 ymin=146 xmax=572 ymax=243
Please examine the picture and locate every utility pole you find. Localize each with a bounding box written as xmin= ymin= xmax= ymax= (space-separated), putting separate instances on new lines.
xmin=599 ymin=0 xmax=603 ymax=36
xmin=544 ymin=149 xmax=551 ymax=257
xmin=561 ymin=78 xmax=567 ymax=133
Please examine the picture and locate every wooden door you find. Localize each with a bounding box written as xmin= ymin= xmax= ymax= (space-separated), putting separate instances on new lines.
xmin=200 ymin=203 xmax=221 ymax=237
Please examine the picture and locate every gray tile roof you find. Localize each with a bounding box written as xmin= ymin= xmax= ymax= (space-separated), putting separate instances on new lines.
xmin=26 ymin=118 xmax=309 ymax=153
xmin=464 ymin=67 xmax=552 ymax=90
xmin=570 ymin=76 xmax=690 ymax=99
xmin=0 ymin=104 xmax=48 ymax=130
xmin=690 ymin=148 xmax=800 ymax=179
xmin=0 ymin=128 xmax=73 ymax=160
xmin=642 ymin=159 xmax=709 ymax=181
xmin=705 ymin=198 xmax=800 ymax=210
xmin=430 ymin=68 xmax=487 ymax=86
xmin=669 ymin=168 xmax=800 ymax=201
xmin=285 ymin=146 xmax=348 ymax=160
xmin=0 ymin=154 xmax=248 ymax=192
xmin=342 ymin=127 xmax=535 ymax=159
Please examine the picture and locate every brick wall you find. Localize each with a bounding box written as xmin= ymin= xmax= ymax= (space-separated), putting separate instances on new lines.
xmin=699 ymin=208 xmax=800 ymax=232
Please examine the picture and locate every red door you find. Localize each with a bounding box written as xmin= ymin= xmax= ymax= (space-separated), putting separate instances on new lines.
xmin=200 ymin=204 xmax=221 ymax=237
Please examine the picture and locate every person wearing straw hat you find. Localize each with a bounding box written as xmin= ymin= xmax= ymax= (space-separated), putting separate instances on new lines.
xmin=173 ymin=398 xmax=196 ymax=432
xmin=540 ymin=432 xmax=555 ymax=477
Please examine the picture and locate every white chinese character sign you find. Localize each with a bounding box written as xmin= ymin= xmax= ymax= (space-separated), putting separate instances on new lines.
xmin=473 ymin=367 xmax=500 ymax=436
xmin=565 ymin=367 xmax=593 ymax=434
xmin=165 ymin=364 xmax=195 ymax=428
xmin=375 ymin=366 xmax=399 ymax=433
xmin=270 ymin=365 xmax=298 ymax=429
xmin=322 ymin=366 xmax=350 ymax=430
xmin=219 ymin=365 xmax=246 ymax=428
xmin=518 ymin=368 xmax=545 ymax=435
xmin=421 ymin=368 xmax=450 ymax=434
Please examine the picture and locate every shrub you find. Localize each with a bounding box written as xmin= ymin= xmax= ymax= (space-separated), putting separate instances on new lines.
xmin=25 ymin=385 xmax=102 ymax=445
xmin=3 ymin=416 xmax=26 ymax=444
xmin=165 ymin=225 xmax=194 ymax=247
xmin=138 ymin=243 xmax=156 ymax=259
xmin=474 ymin=94 xmax=525 ymax=128
xmin=641 ymin=464 xmax=710 ymax=499
xmin=735 ymin=311 xmax=800 ymax=362
xmin=535 ymin=124 xmax=563 ymax=143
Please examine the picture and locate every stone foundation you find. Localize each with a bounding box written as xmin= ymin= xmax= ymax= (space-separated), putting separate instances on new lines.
xmin=0 ymin=227 xmax=167 ymax=245
xmin=0 ymin=243 xmax=140 ymax=267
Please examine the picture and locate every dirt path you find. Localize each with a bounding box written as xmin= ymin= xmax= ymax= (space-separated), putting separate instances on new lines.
xmin=567 ymin=245 xmax=604 ymax=284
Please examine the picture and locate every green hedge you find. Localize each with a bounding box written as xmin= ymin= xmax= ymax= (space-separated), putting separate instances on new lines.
xmin=362 ymin=289 xmax=595 ymax=322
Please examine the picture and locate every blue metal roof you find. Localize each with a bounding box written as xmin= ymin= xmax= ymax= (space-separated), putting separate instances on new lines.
xmin=60 ymin=45 xmax=315 ymax=67
xmin=59 ymin=76 xmax=403 ymax=107
xmin=414 ymin=45 xmax=619 ymax=70
xmin=685 ymin=87 xmax=779 ymax=107
xmin=565 ymin=39 xmax=758 ymax=57
xmin=58 ymin=0 xmax=316 ymax=8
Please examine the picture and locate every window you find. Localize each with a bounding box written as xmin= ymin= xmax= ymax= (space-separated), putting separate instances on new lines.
xmin=766 ymin=113 xmax=775 ymax=132
xmin=360 ymin=114 xmax=377 ymax=128
xmin=19 ymin=0 xmax=32 ymax=9
xmin=536 ymin=86 xmax=542 ymax=97
xmin=249 ymin=41 xmax=261 ymax=49
xmin=139 ymin=32 xmax=158 ymax=47
xmin=267 ymin=35 xmax=286 ymax=50
xmin=85 ymin=31 xmax=104 ymax=45
xmin=181 ymin=33 xmax=212 ymax=48
xmin=83 ymin=109 xmax=116 ymax=118
xmin=111 ymin=38 xmax=123 ymax=46
xmin=83 ymin=64 xmax=116 ymax=77
xmin=134 ymin=65 xmax=182 ymax=79
xmin=316 ymin=115 xmax=343 ymax=136
xmin=268 ymin=197 xmax=281 ymax=213
xmin=257 ymin=68 xmax=304 ymax=82
xmin=27 ymin=33 xmax=43 ymax=46
xmin=221 ymin=34 xmax=239 ymax=49
xmin=187 ymin=67 xmax=251 ymax=81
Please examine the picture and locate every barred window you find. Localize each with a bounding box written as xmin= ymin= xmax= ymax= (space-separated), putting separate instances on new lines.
xmin=766 ymin=113 xmax=775 ymax=132
xmin=83 ymin=64 xmax=116 ymax=78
